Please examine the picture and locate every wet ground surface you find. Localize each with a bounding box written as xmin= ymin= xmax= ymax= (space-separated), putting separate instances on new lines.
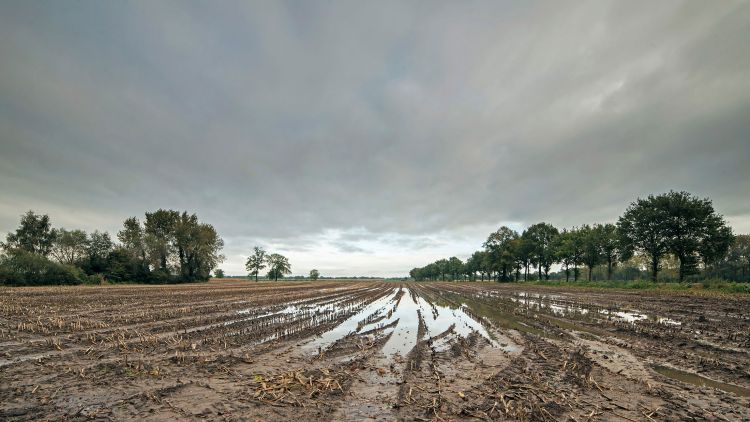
xmin=1 ymin=280 xmax=748 ymax=421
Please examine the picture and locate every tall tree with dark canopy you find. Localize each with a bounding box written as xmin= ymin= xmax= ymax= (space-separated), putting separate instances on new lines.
xmin=84 ymin=231 xmax=114 ymax=275
xmin=483 ymin=226 xmax=519 ymax=281
xmin=174 ymin=212 xmax=200 ymax=279
xmin=245 ymin=246 xmax=267 ymax=281
xmin=556 ymin=229 xmax=581 ymax=282
xmin=435 ymin=258 xmax=449 ymax=281
xmin=447 ymin=256 xmax=464 ymax=281
xmin=186 ymin=223 xmax=225 ymax=281
xmin=660 ymin=191 xmax=733 ymax=280
xmin=509 ymin=238 xmax=526 ymax=281
xmin=525 ymin=222 xmax=559 ymax=280
xmin=266 ymin=253 xmax=291 ymax=281
xmin=596 ymin=223 xmax=620 ymax=280
xmin=580 ymin=224 xmax=601 ymax=281
xmin=517 ymin=231 xmax=535 ymax=281
xmin=619 ymin=191 xmax=733 ymax=281
xmin=465 ymin=251 xmax=483 ymax=281
xmin=144 ymin=209 xmax=179 ymax=272
xmin=117 ymin=217 xmax=149 ymax=276
xmin=618 ymin=195 xmax=671 ymax=281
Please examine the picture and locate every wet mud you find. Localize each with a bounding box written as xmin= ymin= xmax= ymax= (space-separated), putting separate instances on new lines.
xmin=1 ymin=280 xmax=748 ymax=420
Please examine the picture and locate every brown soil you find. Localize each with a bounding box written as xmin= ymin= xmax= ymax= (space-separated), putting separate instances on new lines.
xmin=1 ymin=280 xmax=748 ymax=421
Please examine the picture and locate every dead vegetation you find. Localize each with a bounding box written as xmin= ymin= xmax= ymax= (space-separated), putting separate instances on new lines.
xmin=0 ymin=280 xmax=748 ymax=420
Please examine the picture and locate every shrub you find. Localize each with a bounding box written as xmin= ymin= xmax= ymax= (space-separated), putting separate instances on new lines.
xmin=0 ymin=250 xmax=85 ymax=286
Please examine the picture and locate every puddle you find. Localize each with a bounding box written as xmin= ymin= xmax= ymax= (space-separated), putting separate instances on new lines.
xmin=656 ymin=317 xmax=682 ymax=326
xmin=433 ymin=290 xmax=555 ymax=339
xmin=305 ymin=288 xmax=505 ymax=357
xmin=601 ymin=309 xmax=648 ymax=323
xmin=303 ymin=291 xmax=399 ymax=353
xmin=503 ymin=291 xmax=683 ymax=327
xmin=653 ymin=365 xmax=750 ymax=397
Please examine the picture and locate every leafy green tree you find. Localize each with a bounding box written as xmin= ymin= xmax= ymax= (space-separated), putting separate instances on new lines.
xmin=465 ymin=251 xmax=484 ymax=281
xmin=409 ymin=268 xmax=422 ymax=281
xmin=245 ymin=246 xmax=267 ymax=281
xmin=175 ymin=216 xmax=224 ymax=281
xmin=117 ymin=217 xmax=149 ymax=276
xmin=144 ymin=209 xmax=179 ymax=272
xmin=618 ymin=196 xmax=671 ymax=281
xmin=105 ymin=247 xmax=139 ymax=282
xmin=447 ymin=256 xmax=463 ymax=280
xmin=309 ymin=269 xmax=320 ymax=280
xmin=596 ymin=223 xmax=620 ymax=280
xmin=619 ymin=191 xmax=732 ymax=281
xmin=427 ymin=263 xmax=437 ymax=280
xmin=525 ymin=222 xmax=559 ymax=280
xmin=266 ymin=253 xmax=291 ymax=281
xmin=555 ymin=229 xmax=582 ymax=282
xmin=516 ymin=233 xmax=535 ymax=281
xmin=479 ymin=251 xmax=493 ymax=281
xmin=174 ymin=212 xmax=199 ymax=279
xmin=580 ymin=224 xmax=601 ymax=281
xmin=483 ymin=226 xmax=519 ymax=281
xmin=435 ymin=258 xmax=449 ymax=281
xmin=508 ymin=238 xmax=528 ymax=281
xmin=214 ymin=268 xmax=225 ymax=278
xmin=2 ymin=210 xmax=55 ymax=256
xmin=50 ymin=228 xmax=89 ymax=266
xmin=84 ymin=231 xmax=114 ymax=274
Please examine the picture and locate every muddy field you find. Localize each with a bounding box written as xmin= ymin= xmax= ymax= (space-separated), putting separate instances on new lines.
xmin=1 ymin=280 xmax=748 ymax=421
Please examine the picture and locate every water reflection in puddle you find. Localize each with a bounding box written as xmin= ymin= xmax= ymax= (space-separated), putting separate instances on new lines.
xmin=305 ymin=289 xmax=507 ymax=357
xmin=302 ymin=290 xmax=399 ymax=354
xmin=653 ymin=365 xmax=750 ymax=397
xmin=505 ymin=291 xmax=682 ymax=326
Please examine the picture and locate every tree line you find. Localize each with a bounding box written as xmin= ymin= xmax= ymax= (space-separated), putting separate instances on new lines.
xmin=0 ymin=209 xmax=224 ymax=285
xmin=410 ymin=191 xmax=748 ymax=283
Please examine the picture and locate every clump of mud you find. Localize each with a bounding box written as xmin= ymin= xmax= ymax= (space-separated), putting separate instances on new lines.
xmin=563 ymin=347 xmax=593 ymax=388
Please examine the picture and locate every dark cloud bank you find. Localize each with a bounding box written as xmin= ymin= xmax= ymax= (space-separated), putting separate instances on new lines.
xmin=1 ymin=1 xmax=749 ymax=276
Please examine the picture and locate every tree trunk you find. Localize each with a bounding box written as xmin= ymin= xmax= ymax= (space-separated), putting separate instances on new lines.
xmin=607 ymin=258 xmax=613 ymax=280
xmin=524 ymin=263 xmax=529 ymax=282
xmin=678 ymin=255 xmax=686 ymax=282
xmin=588 ymin=266 xmax=593 ymax=281
xmin=651 ymin=256 xmax=659 ymax=281
xmin=178 ymin=247 xmax=185 ymax=277
xmin=565 ymin=263 xmax=570 ymax=282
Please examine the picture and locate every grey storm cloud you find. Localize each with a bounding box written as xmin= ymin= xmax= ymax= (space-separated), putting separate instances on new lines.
xmin=1 ymin=0 xmax=749 ymax=276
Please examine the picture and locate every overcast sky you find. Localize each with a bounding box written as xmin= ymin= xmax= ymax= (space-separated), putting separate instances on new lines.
xmin=1 ymin=1 xmax=749 ymax=277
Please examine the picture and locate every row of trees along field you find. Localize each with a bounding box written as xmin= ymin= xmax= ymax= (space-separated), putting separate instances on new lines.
xmin=410 ymin=191 xmax=750 ymax=283
xmin=0 ymin=209 xmax=224 ymax=285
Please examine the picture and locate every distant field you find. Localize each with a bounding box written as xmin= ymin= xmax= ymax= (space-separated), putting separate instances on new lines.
xmin=1 ymin=280 xmax=748 ymax=420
